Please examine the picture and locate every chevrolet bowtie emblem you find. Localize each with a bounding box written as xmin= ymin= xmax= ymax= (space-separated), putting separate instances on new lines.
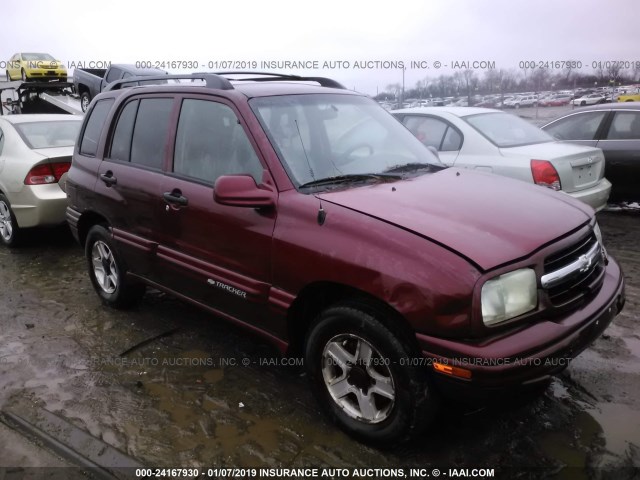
xmin=578 ymin=254 xmax=592 ymax=273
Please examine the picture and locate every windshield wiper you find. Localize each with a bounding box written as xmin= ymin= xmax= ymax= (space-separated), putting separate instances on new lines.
xmin=384 ymin=162 xmax=446 ymax=174
xmin=299 ymin=173 xmax=401 ymax=189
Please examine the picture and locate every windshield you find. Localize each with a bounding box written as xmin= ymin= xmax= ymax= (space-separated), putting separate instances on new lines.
xmin=22 ymin=53 xmax=56 ymax=61
xmin=464 ymin=112 xmax=553 ymax=148
xmin=250 ymin=94 xmax=442 ymax=187
xmin=15 ymin=121 xmax=82 ymax=149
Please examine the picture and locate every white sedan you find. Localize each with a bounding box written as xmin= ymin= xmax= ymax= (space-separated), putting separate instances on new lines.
xmin=392 ymin=107 xmax=611 ymax=211
xmin=571 ymin=93 xmax=605 ymax=106
xmin=0 ymin=114 xmax=82 ymax=246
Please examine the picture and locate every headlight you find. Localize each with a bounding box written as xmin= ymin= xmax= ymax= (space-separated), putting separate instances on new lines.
xmin=481 ymin=268 xmax=537 ymax=326
xmin=593 ymin=222 xmax=603 ymax=246
xmin=593 ymin=221 xmax=607 ymax=261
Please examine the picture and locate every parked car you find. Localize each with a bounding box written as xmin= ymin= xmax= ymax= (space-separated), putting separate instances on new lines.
xmin=392 ymin=107 xmax=611 ymax=211
xmin=541 ymin=102 xmax=640 ymax=202
xmin=5 ymin=52 xmax=67 ymax=82
xmin=0 ymin=114 xmax=82 ymax=246
xmin=572 ymin=93 xmax=605 ymax=107
xmin=504 ymin=95 xmax=537 ymax=108
xmin=66 ymin=73 xmax=624 ymax=444
xmin=73 ymin=64 xmax=166 ymax=112
xmin=541 ymin=95 xmax=572 ymax=107
xmin=617 ymin=87 xmax=640 ymax=102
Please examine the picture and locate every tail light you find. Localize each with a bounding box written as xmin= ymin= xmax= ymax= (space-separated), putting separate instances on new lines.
xmin=530 ymin=159 xmax=561 ymax=191
xmin=24 ymin=162 xmax=71 ymax=185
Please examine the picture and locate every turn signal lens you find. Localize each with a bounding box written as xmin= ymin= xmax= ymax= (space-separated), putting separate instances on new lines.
xmin=433 ymin=362 xmax=472 ymax=379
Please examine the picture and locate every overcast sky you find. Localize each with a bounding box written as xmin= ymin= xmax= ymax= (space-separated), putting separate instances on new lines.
xmin=2 ymin=0 xmax=638 ymax=94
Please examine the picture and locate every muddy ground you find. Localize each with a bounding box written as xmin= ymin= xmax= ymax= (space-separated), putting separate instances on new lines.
xmin=0 ymin=209 xmax=638 ymax=479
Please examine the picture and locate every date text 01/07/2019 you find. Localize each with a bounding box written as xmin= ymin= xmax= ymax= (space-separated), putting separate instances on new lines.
xmin=518 ymin=60 xmax=640 ymax=70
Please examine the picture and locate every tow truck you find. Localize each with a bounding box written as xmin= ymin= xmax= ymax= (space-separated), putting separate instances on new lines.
xmin=0 ymin=80 xmax=82 ymax=116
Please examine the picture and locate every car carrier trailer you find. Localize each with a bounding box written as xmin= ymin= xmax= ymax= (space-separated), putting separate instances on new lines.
xmin=0 ymin=80 xmax=82 ymax=115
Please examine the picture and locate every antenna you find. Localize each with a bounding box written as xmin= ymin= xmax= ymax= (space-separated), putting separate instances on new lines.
xmin=294 ymin=119 xmax=316 ymax=182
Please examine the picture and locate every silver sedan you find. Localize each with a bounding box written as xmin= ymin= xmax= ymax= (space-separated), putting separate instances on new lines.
xmin=0 ymin=114 xmax=82 ymax=246
xmin=392 ymin=107 xmax=611 ymax=211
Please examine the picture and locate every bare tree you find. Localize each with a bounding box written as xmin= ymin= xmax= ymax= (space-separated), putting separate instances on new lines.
xmin=531 ymin=68 xmax=551 ymax=92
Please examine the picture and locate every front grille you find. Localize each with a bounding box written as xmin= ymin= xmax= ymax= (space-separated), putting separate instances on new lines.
xmin=543 ymin=233 xmax=605 ymax=307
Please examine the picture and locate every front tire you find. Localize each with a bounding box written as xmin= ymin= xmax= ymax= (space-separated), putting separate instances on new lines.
xmin=80 ymin=92 xmax=91 ymax=112
xmin=85 ymin=224 xmax=145 ymax=309
xmin=0 ymin=194 xmax=21 ymax=247
xmin=305 ymin=303 xmax=438 ymax=444
xmin=21 ymin=69 xmax=27 ymax=82
xmin=6 ymin=71 xmax=11 ymax=81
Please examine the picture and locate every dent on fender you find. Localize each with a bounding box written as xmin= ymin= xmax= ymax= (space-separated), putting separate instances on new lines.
xmin=386 ymin=281 xmax=471 ymax=335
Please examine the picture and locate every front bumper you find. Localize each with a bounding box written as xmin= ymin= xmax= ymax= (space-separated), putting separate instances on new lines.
xmin=417 ymin=258 xmax=624 ymax=394
xmin=25 ymin=68 xmax=67 ymax=80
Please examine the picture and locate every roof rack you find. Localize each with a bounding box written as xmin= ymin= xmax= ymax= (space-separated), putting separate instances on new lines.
xmin=210 ymin=72 xmax=347 ymax=90
xmin=103 ymin=72 xmax=347 ymax=92
xmin=104 ymin=73 xmax=234 ymax=92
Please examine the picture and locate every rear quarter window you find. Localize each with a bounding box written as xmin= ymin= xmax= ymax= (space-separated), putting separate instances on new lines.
xmin=79 ymin=99 xmax=114 ymax=156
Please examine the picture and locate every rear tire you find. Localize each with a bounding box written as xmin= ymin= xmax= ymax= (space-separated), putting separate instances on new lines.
xmin=85 ymin=224 xmax=145 ymax=309
xmin=6 ymin=71 xmax=11 ymax=81
xmin=21 ymin=69 xmax=27 ymax=82
xmin=80 ymin=92 xmax=91 ymax=112
xmin=0 ymin=194 xmax=21 ymax=247
xmin=305 ymin=302 xmax=438 ymax=444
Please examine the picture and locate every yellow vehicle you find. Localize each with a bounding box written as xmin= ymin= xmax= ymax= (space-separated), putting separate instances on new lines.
xmin=618 ymin=86 xmax=640 ymax=102
xmin=6 ymin=52 xmax=67 ymax=82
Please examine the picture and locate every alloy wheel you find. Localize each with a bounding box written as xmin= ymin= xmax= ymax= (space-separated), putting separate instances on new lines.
xmin=91 ymin=240 xmax=119 ymax=294
xmin=321 ymin=333 xmax=395 ymax=423
xmin=0 ymin=201 xmax=14 ymax=242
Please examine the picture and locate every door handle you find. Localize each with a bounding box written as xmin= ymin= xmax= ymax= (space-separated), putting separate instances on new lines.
xmin=163 ymin=190 xmax=188 ymax=206
xmin=99 ymin=172 xmax=117 ymax=186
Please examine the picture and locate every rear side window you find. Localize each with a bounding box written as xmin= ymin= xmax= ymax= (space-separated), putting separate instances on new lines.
xmin=605 ymin=111 xmax=640 ymax=140
xmin=109 ymin=100 xmax=139 ymax=162
xmin=79 ymin=99 xmax=114 ymax=156
xmin=105 ymin=68 xmax=123 ymax=83
xmin=544 ymin=112 xmax=607 ymax=141
xmin=403 ymin=116 xmax=462 ymax=151
xmin=130 ymin=98 xmax=173 ymax=169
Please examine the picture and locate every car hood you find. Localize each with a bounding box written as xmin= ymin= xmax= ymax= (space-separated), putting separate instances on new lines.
xmin=316 ymin=168 xmax=593 ymax=271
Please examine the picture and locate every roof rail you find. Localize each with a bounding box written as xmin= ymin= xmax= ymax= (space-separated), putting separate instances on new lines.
xmin=211 ymin=71 xmax=346 ymax=90
xmin=104 ymin=73 xmax=234 ymax=92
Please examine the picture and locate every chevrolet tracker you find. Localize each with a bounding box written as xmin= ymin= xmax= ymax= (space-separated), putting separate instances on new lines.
xmin=64 ymin=72 xmax=625 ymax=444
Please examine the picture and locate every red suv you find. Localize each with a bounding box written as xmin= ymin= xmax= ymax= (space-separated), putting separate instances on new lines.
xmin=65 ymin=73 xmax=625 ymax=444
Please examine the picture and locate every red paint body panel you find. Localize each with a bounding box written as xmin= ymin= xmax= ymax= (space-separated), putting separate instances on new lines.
xmin=317 ymin=169 xmax=592 ymax=271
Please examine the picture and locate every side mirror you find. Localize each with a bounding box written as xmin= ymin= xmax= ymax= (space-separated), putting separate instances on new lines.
xmin=214 ymin=175 xmax=275 ymax=208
